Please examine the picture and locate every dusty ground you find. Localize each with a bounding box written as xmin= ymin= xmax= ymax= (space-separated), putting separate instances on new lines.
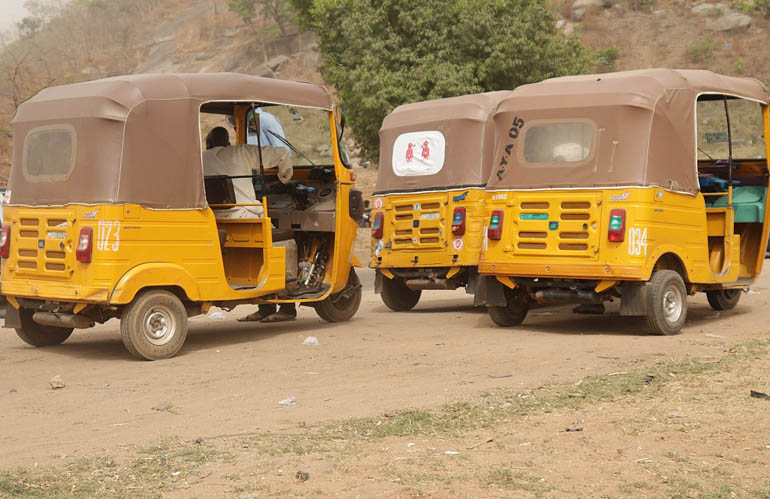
xmin=1 ymin=266 xmax=770 ymax=497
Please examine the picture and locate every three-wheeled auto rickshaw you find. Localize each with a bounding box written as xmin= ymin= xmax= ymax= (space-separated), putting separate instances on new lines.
xmin=1 ymin=73 xmax=364 ymax=359
xmin=371 ymin=92 xmax=509 ymax=310
xmin=477 ymin=69 xmax=770 ymax=334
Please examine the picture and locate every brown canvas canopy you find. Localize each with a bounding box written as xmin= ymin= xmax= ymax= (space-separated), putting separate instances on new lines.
xmin=375 ymin=91 xmax=510 ymax=195
xmin=487 ymin=69 xmax=770 ymax=194
xmin=9 ymin=73 xmax=333 ymax=209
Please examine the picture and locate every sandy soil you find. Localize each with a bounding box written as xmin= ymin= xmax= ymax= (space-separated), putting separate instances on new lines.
xmin=1 ymin=265 xmax=769 ymax=476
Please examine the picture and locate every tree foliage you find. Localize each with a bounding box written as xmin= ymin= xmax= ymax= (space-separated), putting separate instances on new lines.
xmin=301 ymin=0 xmax=591 ymax=163
xmin=229 ymin=0 xmax=295 ymax=35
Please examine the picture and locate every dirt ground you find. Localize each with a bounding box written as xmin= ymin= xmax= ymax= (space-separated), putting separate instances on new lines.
xmin=1 ymin=264 xmax=770 ymax=497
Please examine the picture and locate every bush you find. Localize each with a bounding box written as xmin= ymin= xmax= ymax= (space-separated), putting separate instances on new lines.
xmin=735 ymin=57 xmax=746 ymax=74
xmin=594 ymin=46 xmax=620 ymax=71
xmin=688 ymin=35 xmax=716 ymax=64
xmin=755 ymin=0 xmax=770 ymax=17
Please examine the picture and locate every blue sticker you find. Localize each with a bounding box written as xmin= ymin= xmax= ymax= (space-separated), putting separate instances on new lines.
xmin=413 ymin=220 xmax=420 ymax=228
xmin=452 ymin=191 xmax=469 ymax=202
xmin=549 ymin=221 xmax=559 ymax=231
xmin=414 ymin=203 xmax=420 ymax=211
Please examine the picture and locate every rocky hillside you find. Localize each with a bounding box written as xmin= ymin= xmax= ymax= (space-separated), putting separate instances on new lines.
xmin=2 ymin=0 xmax=770 ymax=184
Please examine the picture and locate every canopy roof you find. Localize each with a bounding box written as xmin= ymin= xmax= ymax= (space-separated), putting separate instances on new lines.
xmin=376 ymin=91 xmax=510 ymax=194
xmin=9 ymin=73 xmax=333 ymax=208
xmin=486 ymin=68 xmax=770 ymax=194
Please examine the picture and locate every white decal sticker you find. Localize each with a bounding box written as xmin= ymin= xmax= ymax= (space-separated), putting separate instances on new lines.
xmin=628 ymin=227 xmax=648 ymax=256
xmin=83 ymin=210 xmax=99 ymax=219
xmin=610 ymin=192 xmax=630 ymax=201
xmin=421 ymin=212 xmax=440 ymax=219
xmin=453 ymin=238 xmax=464 ymax=251
xmin=491 ymin=193 xmax=508 ymax=201
xmin=97 ymin=220 xmax=121 ymax=252
xmin=392 ymin=131 xmax=446 ymax=177
xmin=482 ymin=226 xmax=489 ymax=251
xmin=374 ymin=240 xmax=383 ymax=257
xmin=374 ymin=197 xmax=383 ymax=210
xmin=1 ymin=190 xmax=10 ymax=204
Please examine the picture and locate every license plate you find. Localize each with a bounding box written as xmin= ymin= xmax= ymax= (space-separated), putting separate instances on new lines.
xmin=46 ymin=231 xmax=66 ymax=240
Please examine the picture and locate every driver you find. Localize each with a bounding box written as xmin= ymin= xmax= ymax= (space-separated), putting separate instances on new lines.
xmin=203 ymin=127 xmax=292 ymax=219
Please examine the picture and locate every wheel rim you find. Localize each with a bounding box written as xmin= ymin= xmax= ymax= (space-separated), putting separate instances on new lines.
xmin=142 ymin=306 xmax=176 ymax=346
xmin=662 ymin=284 xmax=684 ymax=323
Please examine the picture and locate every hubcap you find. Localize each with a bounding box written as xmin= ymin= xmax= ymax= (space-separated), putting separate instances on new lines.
xmin=662 ymin=285 xmax=683 ymax=323
xmin=143 ymin=306 xmax=176 ymax=346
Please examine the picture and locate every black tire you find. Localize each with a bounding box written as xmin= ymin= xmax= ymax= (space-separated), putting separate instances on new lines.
xmin=120 ymin=290 xmax=188 ymax=360
xmin=315 ymin=269 xmax=362 ymax=322
xmin=380 ymin=274 xmax=421 ymax=311
xmin=487 ymin=287 xmax=530 ymax=327
xmin=706 ymin=289 xmax=741 ymax=310
xmin=15 ymin=308 xmax=73 ymax=347
xmin=645 ymin=270 xmax=687 ymax=335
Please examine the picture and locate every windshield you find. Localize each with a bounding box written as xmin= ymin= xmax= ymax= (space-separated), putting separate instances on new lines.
xmin=697 ymin=97 xmax=766 ymax=161
xmin=247 ymin=105 xmax=333 ymax=167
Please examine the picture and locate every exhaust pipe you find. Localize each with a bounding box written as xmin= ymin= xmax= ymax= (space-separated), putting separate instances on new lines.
xmin=533 ymin=289 xmax=602 ymax=305
xmin=33 ymin=312 xmax=94 ymax=329
xmin=405 ymin=278 xmax=458 ymax=291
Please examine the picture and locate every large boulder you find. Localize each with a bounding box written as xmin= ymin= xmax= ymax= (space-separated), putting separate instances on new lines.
xmin=707 ymin=11 xmax=752 ymax=30
xmin=572 ymin=0 xmax=605 ymax=21
xmin=691 ymin=2 xmax=730 ymax=16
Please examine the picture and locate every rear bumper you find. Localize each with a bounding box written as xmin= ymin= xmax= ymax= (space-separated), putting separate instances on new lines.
xmin=0 ymin=279 xmax=110 ymax=304
xmin=478 ymin=261 xmax=645 ymax=281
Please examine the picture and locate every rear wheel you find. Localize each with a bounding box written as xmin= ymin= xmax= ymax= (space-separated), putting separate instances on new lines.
xmin=487 ymin=287 xmax=530 ymax=327
xmin=706 ymin=289 xmax=741 ymax=310
xmin=15 ymin=308 xmax=73 ymax=347
xmin=380 ymin=274 xmax=421 ymax=311
xmin=645 ymin=270 xmax=687 ymax=335
xmin=120 ymin=290 xmax=188 ymax=360
xmin=315 ymin=269 xmax=362 ymax=322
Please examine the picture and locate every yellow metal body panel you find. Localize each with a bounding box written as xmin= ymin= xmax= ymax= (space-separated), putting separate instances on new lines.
xmin=370 ymin=188 xmax=486 ymax=276
xmin=479 ymin=187 xmax=765 ymax=286
xmin=1 ymin=112 xmax=358 ymax=307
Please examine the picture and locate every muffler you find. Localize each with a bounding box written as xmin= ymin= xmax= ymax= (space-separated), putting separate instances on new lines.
xmin=405 ymin=278 xmax=458 ymax=291
xmin=533 ymin=289 xmax=602 ymax=305
xmin=33 ymin=312 xmax=94 ymax=329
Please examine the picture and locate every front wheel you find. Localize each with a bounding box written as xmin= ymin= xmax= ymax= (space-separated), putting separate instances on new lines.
xmin=120 ymin=290 xmax=188 ymax=360
xmin=487 ymin=286 xmax=530 ymax=327
xmin=645 ymin=270 xmax=687 ymax=335
xmin=15 ymin=308 xmax=73 ymax=347
xmin=315 ymin=269 xmax=362 ymax=322
xmin=380 ymin=274 xmax=421 ymax=311
xmin=706 ymin=289 xmax=741 ymax=310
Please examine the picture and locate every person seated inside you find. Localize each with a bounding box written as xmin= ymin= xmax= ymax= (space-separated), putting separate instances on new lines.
xmin=203 ymin=126 xmax=293 ymax=219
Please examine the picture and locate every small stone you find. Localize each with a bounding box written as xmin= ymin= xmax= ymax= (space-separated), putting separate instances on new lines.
xmin=9 ymin=388 xmax=17 ymax=393
xmin=237 ymin=494 xmax=260 ymax=499
xmin=295 ymin=470 xmax=310 ymax=482
xmin=194 ymin=437 xmax=204 ymax=444
xmin=707 ymin=12 xmax=751 ymax=31
xmin=49 ymin=375 xmax=65 ymax=390
xmin=152 ymin=402 xmax=173 ymax=412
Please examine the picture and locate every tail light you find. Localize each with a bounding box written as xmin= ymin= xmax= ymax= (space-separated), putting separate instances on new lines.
xmin=372 ymin=212 xmax=384 ymax=239
xmin=0 ymin=225 xmax=9 ymax=258
xmin=487 ymin=210 xmax=504 ymax=240
xmin=76 ymin=227 xmax=93 ymax=263
xmin=608 ymin=209 xmax=626 ymax=242
xmin=451 ymin=207 xmax=466 ymax=235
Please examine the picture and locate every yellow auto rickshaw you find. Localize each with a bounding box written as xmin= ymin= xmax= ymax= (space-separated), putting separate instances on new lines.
xmin=371 ymin=92 xmax=509 ymax=310
xmin=477 ymin=69 xmax=770 ymax=334
xmin=1 ymin=73 xmax=363 ymax=359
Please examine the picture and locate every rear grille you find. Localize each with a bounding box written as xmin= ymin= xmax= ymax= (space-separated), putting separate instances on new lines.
xmin=13 ymin=214 xmax=73 ymax=277
xmin=390 ymin=198 xmax=446 ymax=249
xmin=514 ymin=194 xmax=600 ymax=259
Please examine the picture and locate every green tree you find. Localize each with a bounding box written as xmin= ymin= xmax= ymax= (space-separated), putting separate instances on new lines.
xmin=229 ymin=0 xmax=295 ymax=35
xmin=304 ymin=0 xmax=591 ymax=163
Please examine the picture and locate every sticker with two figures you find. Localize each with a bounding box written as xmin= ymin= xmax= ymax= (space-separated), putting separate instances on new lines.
xmin=97 ymin=220 xmax=121 ymax=252
xmin=453 ymin=238 xmax=464 ymax=251
xmin=628 ymin=227 xmax=647 ymax=256
xmin=374 ymin=197 xmax=383 ymax=210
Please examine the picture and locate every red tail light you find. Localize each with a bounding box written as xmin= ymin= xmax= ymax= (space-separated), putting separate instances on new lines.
xmin=487 ymin=210 xmax=504 ymax=240
xmin=451 ymin=207 xmax=466 ymax=235
xmin=372 ymin=212 xmax=384 ymax=239
xmin=608 ymin=209 xmax=626 ymax=242
xmin=76 ymin=227 xmax=93 ymax=263
xmin=0 ymin=225 xmax=10 ymax=258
